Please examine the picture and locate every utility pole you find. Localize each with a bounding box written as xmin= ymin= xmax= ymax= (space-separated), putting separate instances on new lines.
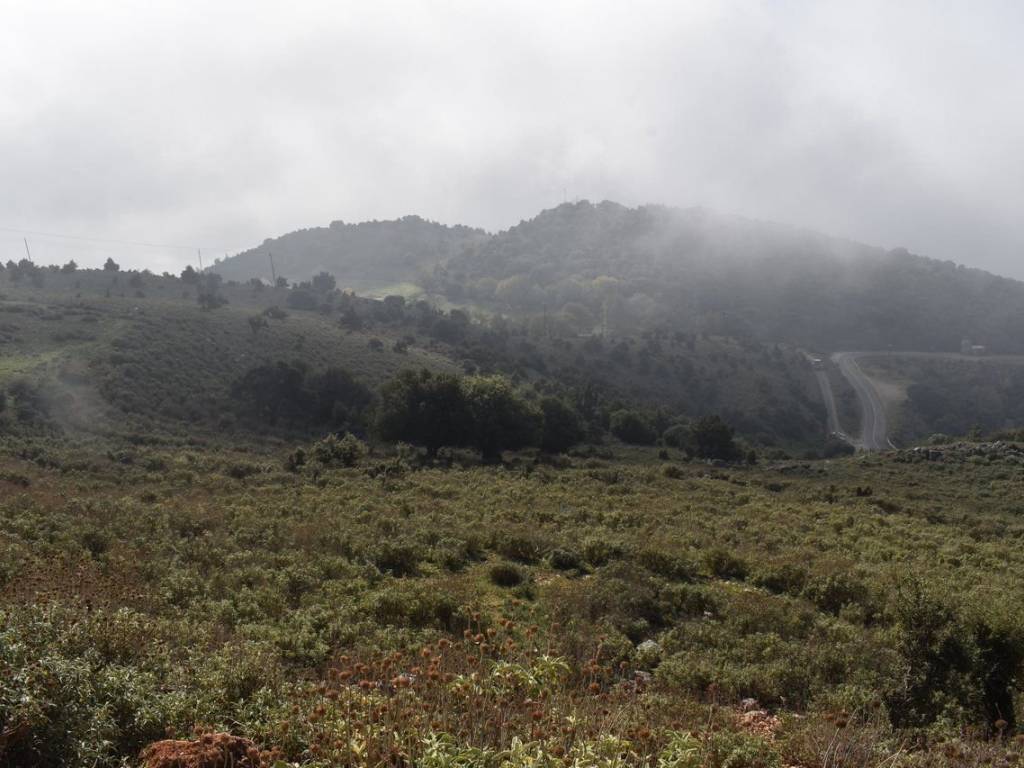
xmin=197 ymin=249 xmax=204 ymax=272
xmin=268 ymin=252 xmax=276 ymax=284
xmin=23 ymin=238 xmax=31 ymax=261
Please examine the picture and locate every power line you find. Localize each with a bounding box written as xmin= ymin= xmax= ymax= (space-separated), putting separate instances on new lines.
xmin=0 ymin=224 xmax=232 ymax=252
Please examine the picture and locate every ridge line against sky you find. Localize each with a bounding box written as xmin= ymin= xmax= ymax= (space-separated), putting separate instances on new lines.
xmin=2 ymin=0 xmax=1023 ymax=278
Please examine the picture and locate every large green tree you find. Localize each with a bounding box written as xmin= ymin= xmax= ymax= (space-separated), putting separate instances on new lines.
xmin=463 ymin=376 xmax=541 ymax=462
xmin=539 ymin=397 xmax=584 ymax=454
xmin=374 ymin=369 xmax=469 ymax=456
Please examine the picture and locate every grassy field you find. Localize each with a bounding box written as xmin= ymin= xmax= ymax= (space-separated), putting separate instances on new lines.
xmin=2 ymin=434 xmax=1023 ymax=766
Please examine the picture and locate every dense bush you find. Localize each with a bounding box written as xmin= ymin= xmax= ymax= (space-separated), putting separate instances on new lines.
xmin=463 ymin=376 xmax=541 ymax=462
xmin=888 ymin=582 xmax=1024 ymax=731
xmin=231 ymin=362 xmax=372 ymax=430
xmin=690 ymin=415 xmax=742 ymax=461
xmin=609 ymin=409 xmax=657 ymax=445
xmin=374 ymin=369 xmax=469 ymax=456
xmin=488 ymin=562 xmax=525 ymax=587
xmin=539 ymin=397 xmax=585 ymax=454
xmin=310 ymin=432 xmax=367 ymax=467
xmin=704 ymin=548 xmax=749 ymax=581
xmin=376 ymin=370 xmax=541 ymax=461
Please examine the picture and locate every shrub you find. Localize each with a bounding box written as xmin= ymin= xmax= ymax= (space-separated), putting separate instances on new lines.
xmin=705 ymin=731 xmax=780 ymax=768
xmin=368 ymin=582 xmax=461 ymax=630
xmin=539 ymin=397 xmax=585 ymax=453
xmin=489 ymin=562 xmax=525 ymax=587
xmin=691 ymin=415 xmax=742 ymax=461
xmin=659 ymin=583 xmax=719 ymax=620
xmin=751 ymin=562 xmax=808 ymax=596
xmin=636 ymin=547 xmax=697 ymax=582
xmin=610 ymin=409 xmax=657 ymax=445
xmin=491 ymin=530 xmax=545 ymax=563
xmin=704 ymin=548 xmax=749 ymax=580
xmin=802 ymin=571 xmax=872 ymax=616
xmin=581 ymin=536 xmax=625 ymax=567
xmin=311 ymin=432 xmax=367 ymax=467
xmin=432 ymin=537 xmax=476 ymax=572
xmin=548 ymin=548 xmax=585 ymax=571
xmin=370 ymin=541 xmax=422 ymax=577
xmin=662 ymin=423 xmax=691 ymax=450
xmin=286 ymin=289 xmax=318 ymax=310
xmin=887 ymin=582 xmax=1024 ymax=731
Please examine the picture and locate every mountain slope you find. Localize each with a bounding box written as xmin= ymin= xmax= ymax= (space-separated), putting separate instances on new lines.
xmin=212 ymin=215 xmax=487 ymax=292
xmin=0 ymin=266 xmax=825 ymax=450
xmin=212 ymin=201 xmax=1024 ymax=354
xmin=429 ymin=201 xmax=1024 ymax=353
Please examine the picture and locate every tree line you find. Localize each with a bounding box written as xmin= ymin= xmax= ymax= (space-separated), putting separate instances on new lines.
xmin=231 ymin=363 xmax=743 ymax=462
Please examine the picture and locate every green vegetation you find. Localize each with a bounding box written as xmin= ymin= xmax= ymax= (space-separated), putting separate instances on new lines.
xmin=6 ymin=207 xmax=1024 ymax=766
xmin=0 ymin=264 xmax=826 ymax=453
xmin=2 ymin=436 xmax=1023 ymax=766
xmin=210 ymin=215 xmax=487 ymax=292
xmin=859 ymin=355 xmax=1024 ymax=443
xmin=212 ymin=202 xmax=1024 ymax=356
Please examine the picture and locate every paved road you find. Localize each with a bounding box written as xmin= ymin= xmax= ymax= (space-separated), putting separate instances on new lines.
xmin=831 ymin=352 xmax=892 ymax=451
xmin=817 ymin=350 xmax=1024 ymax=451
xmin=811 ymin=367 xmax=846 ymax=439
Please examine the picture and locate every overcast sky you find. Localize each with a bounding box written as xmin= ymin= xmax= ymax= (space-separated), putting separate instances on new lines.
xmin=2 ymin=0 xmax=1023 ymax=277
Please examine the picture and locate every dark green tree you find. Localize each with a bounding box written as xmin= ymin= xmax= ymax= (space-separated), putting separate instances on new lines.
xmin=464 ymin=376 xmax=541 ymax=462
xmin=287 ymin=289 xmax=318 ymax=311
xmin=609 ymin=409 xmax=656 ymax=445
xmin=310 ymin=367 xmax=373 ymax=427
xmin=539 ymin=397 xmax=584 ymax=453
xmin=691 ymin=415 xmax=741 ymax=461
xmin=374 ymin=369 xmax=469 ymax=457
xmin=103 ymin=257 xmax=120 ymax=271
xmin=196 ymin=274 xmax=227 ymax=310
xmin=311 ymin=271 xmax=337 ymax=293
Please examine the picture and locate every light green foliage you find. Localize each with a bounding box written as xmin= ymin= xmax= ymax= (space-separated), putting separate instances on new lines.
xmin=2 ymin=433 xmax=1024 ymax=764
xmin=656 ymin=732 xmax=701 ymax=768
xmin=310 ymin=432 xmax=367 ymax=467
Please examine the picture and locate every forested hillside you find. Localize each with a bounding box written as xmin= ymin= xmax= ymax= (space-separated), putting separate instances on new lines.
xmin=428 ymin=201 xmax=1024 ymax=353
xmin=212 ymin=202 xmax=1024 ymax=353
xmin=0 ymin=261 xmax=825 ymax=453
xmin=212 ymin=216 xmax=486 ymax=293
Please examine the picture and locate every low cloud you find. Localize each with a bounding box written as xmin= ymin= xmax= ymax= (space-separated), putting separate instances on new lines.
xmin=2 ymin=0 xmax=1023 ymax=277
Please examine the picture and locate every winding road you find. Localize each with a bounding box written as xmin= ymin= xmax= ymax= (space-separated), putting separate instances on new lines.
xmin=831 ymin=352 xmax=894 ymax=451
xmin=813 ymin=350 xmax=1024 ymax=451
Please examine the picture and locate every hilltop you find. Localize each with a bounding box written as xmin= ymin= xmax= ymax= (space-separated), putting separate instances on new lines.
xmin=211 ymin=215 xmax=487 ymax=294
xmin=215 ymin=201 xmax=1024 ymax=354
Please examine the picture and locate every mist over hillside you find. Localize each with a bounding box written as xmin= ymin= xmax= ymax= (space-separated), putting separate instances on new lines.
xmin=212 ymin=215 xmax=486 ymax=292
xmin=215 ymin=200 xmax=1024 ymax=353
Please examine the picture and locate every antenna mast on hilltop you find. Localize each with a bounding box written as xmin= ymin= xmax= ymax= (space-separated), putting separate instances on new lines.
xmin=23 ymin=238 xmax=32 ymax=261
xmin=268 ymin=252 xmax=276 ymax=284
xmin=197 ymin=249 xmax=204 ymax=272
